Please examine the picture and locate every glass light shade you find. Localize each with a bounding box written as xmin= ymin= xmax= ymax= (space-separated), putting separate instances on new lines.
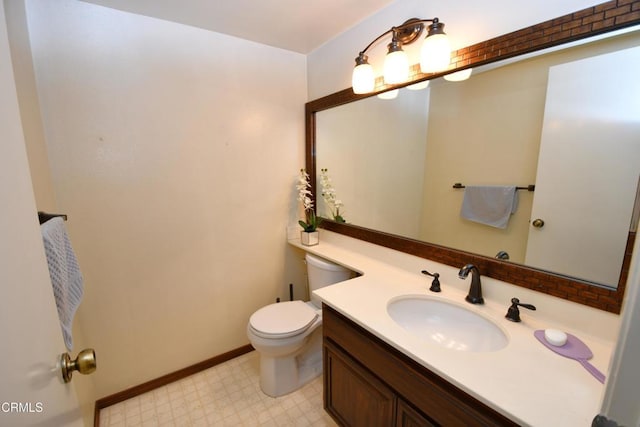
xmin=383 ymin=50 xmax=410 ymax=84
xmin=444 ymin=68 xmax=473 ymax=81
xmin=377 ymin=89 xmax=399 ymax=100
xmin=407 ymin=80 xmax=430 ymax=90
xmin=420 ymin=33 xmax=452 ymax=73
xmin=352 ymin=63 xmax=375 ymax=94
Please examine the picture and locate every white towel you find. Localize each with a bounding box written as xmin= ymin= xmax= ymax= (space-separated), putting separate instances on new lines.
xmin=41 ymin=217 xmax=83 ymax=350
xmin=460 ymin=186 xmax=519 ymax=229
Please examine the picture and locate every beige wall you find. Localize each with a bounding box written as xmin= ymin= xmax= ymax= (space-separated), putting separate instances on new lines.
xmin=20 ymin=0 xmax=307 ymax=399
xmin=316 ymin=89 xmax=429 ymax=238
xmin=420 ymin=59 xmax=545 ymax=262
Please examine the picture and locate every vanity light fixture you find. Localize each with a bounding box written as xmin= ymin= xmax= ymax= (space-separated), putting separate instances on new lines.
xmin=352 ymin=17 xmax=451 ymax=94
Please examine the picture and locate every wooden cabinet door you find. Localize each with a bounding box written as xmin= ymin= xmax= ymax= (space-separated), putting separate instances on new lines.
xmin=396 ymin=399 xmax=437 ymax=427
xmin=324 ymin=341 xmax=396 ymax=427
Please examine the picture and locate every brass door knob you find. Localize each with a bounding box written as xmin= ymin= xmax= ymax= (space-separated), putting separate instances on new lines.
xmin=532 ymin=218 xmax=545 ymax=228
xmin=60 ymin=348 xmax=96 ymax=383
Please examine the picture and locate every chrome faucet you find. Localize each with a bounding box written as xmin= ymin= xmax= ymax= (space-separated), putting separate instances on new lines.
xmin=459 ymin=264 xmax=484 ymax=304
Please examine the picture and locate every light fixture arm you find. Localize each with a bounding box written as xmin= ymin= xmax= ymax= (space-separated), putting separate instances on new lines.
xmin=356 ymin=18 xmax=441 ymax=60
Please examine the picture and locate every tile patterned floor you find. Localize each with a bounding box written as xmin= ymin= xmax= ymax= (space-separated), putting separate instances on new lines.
xmin=99 ymin=351 xmax=337 ymax=426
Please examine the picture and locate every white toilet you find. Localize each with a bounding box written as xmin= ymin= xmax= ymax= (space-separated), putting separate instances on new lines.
xmin=247 ymin=253 xmax=353 ymax=397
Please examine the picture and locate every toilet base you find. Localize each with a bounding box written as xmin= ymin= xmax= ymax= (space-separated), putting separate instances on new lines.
xmin=258 ymin=328 xmax=322 ymax=397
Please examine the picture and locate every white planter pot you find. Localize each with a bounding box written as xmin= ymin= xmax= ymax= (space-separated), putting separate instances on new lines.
xmin=301 ymin=231 xmax=319 ymax=246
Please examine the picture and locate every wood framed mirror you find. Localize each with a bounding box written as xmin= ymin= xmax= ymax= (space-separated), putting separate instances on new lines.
xmin=305 ymin=1 xmax=640 ymax=313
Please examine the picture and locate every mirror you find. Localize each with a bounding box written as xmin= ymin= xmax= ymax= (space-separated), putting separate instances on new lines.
xmin=306 ymin=4 xmax=640 ymax=313
xmin=316 ymin=31 xmax=640 ymax=287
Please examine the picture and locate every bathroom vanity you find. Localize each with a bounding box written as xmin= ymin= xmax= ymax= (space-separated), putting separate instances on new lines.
xmin=323 ymin=304 xmax=516 ymax=426
xmin=289 ymin=230 xmax=618 ymax=426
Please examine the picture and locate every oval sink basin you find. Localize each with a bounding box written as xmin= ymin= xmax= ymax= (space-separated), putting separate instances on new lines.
xmin=387 ymin=296 xmax=508 ymax=352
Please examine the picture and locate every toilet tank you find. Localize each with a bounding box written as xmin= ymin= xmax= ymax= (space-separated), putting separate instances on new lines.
xmin=305 ymin=253 xmax=353 ymax=307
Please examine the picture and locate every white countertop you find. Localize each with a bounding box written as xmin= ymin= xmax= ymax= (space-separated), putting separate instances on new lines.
xmin=289 ymin=230 xmax=619 ymax=427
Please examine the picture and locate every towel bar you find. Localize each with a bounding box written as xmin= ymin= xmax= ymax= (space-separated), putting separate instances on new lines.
xmin=38 ymin=211 xmax=68 ymax=224
xmin=453 ymin=183 xmax=535 ymax=191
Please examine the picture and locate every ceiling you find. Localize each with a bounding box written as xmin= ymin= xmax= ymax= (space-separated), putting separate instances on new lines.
xmin=82 ymin=0 xmax=397 ymax=54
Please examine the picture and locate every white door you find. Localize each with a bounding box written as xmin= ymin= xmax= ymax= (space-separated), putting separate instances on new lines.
xmin=525 ymin=46 xmax=640 ymax=287
xmin=0 ymin=4 xmax=83 ymax=426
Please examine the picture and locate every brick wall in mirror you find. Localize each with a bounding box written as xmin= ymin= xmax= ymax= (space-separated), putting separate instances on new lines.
xmin=306 ymin=0 xmax=640 ymax=313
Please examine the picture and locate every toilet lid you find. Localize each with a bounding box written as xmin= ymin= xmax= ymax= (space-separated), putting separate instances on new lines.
xmin=249 ymin=301 xmax=319 ymax=338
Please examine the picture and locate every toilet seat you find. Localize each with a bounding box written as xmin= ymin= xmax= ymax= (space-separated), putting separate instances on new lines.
xmin=249 ymin=301 xmax=319 ymax=339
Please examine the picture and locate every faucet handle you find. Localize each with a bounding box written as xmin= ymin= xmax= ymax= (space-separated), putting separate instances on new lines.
xmin=505 ymin=297 xmax=536 ymax=322
xmin=421 ymin=270 xmax=441 ymax=293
